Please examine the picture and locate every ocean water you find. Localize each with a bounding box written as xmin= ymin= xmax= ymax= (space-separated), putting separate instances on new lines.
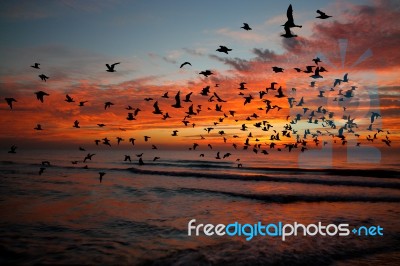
xmin=0 ymin=149 xmax=399 ymax=265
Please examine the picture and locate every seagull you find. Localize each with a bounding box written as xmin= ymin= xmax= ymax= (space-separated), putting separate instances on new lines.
xmin=216 ymin=45 xmax=232 ymax=54
xmin=84 ymin=153 xmax=95 ymax=162
xmin=31 ymin=63 xmax=40 ymax=69
xmin=312 ymin=57 xmax=321 ymax=65
xmin=282 ymin=4 xmax=302 ymax=29
xmin=199 ymin=70 xmax=213 ymax=77
xmin=104 ymin=101 xmax=114 ymax=110
xmin=38 ymin=74 xmax=49 ymax=82
xmin=99 ymin=172 xmax=106 ymax=183
xmin=144 ymin=136 xmax=151 ymax=142
xmin=39 ymin=167 xmax=46 ymax=175
xmin=8 ymin=145 xmax=17 ymax=153
xmin=152 ymin=101 xmax=163 ymax=114
xmin=183 ymin=92 xmax=193 ymax=102
xmin=275 ymin=87 xmax=286 ymax=98
xmin=310 ymin=67 xmax=323 ymax=79
xmin=171 ymin=91 xmax=182 ymax=108
xmin=35 ymin=91 xmax=49 ymax=103
xmin=316 ymin=10 xmax=332 ymax=19
xmin=272 ymin=66 xmax=284 ymax=73
xmin=34 ymin=124 xmax=43 ymax=130
xmin=370 ymin=112 xmax=381 ymax=123
xmin=73 ymin=120 xmax=80 ymax=128
xmin=5 ymin=98 xmax=17 ymax=109
xmin=106 ymin=62 xmax=120 ymax=72
xmin=241 ymin=23 xmax=252 ymax=30
xmin=78 ymin=101 xmax=88 ymax=106
xmin=65 ymin=94 xmax=75 ymax=103
xmin=124 ymin=155 xmax=131 ymax=162
xmin=180 ymin=61 xmax=191 ymax=68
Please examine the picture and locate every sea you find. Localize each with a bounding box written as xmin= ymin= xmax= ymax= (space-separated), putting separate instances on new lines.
xmin=0 ymin=148 xmax=399 ymax=265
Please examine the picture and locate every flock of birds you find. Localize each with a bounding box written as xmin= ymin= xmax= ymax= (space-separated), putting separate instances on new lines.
xmin=3 ymin=5 xmax=394 ymax=182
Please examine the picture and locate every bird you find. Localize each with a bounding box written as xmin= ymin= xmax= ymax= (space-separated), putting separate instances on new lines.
xmin=35 ymin=91 xmax=49 ymax=103
xmin=316 ymin=10 xmax=332 ymax=19
xmin=127 ymin=113 xmax=136 ymax=120
xmin=34 ymin=124 xmax=43 ymax=130
xmin=282 ymin=4 xmax=302 ymax=29
xmin=183 ymin=92 xmax=193 ymax=102
xmin=65 ymin=94 xmax=75 ymax=103
xmin=5 ymin=98 xmax=17 ymax=109
xmin=31 ymin=63 xmax=40 ymax=69
xmin=78 ymin=101 xmax=88 ymax=106
xmin=216 ymin=45 xmax=232 ymax=54
xmin=310 ymin=67 xmax=323 ymax=79
xmin=39 ymin=167 xmax=46 ymax=175
xmin=38 ymin=74 xmax=49 ymax=82
xmin=171 ymin=91 xmax=182 ymax=108
xmin=199 ymin=70 xmax=213 ymax=77
xmin=124 ymin=155 xmax=131 ymax=162
xmin=104 ymin=101 xmax=114 ymax=110
xmin=99 ymin=172 xmax=106 ymax=183
xmin=312 ymin=57 xmax=321 ymax=65
xmin=370 ymin=112 xmax=381 ymax=123
xmin=144 ymin=136 xmax=151 ymax=142
xmin=106 ymin=62 xmax=120 ymax=72
xmin=139 ymin=158 xmax=144 ymax=165
xmin=73 ymin=120 xmax=80 ymax=128
xmin=180 ymin=62 xmax=191 ymax=68
xmin=8 ymin=145 xmax=17 ymax=153
xmin=153 ymin=101 xmax=163 ymax=114
xmin=84 ymin=153 xmax=95 ymax=162
xmin=153 ymin=157 xmax=160 ymax=161
xmin=241 ymin=23 xmax=252 ymax=30
xmin=275 ymin=87 xmax=286 ymax=98
xmin=272 ymin=66 xmax=284 ymax=73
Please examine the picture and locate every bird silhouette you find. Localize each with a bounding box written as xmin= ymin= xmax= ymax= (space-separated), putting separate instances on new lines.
xmin=171 ymin=91 xmax=182 ymax=108
xmin=104 ymin=101 xmax=114 ymax=110
xmin=282 ymin=4 xmax=302 ymax=29
xmin=84 ymin=153 xmax=95 ymax=162
xmin=310 ymin=67 xmax=323 ymax=79
xmin=39 ymin=74 xmax=49 ymax=82
xmin=5 ymin=98 xmax=17 ymax=109
xmin=106 ymin=62 xmax=120 ymax=72
xmin=316 ymin=10 xmax=332 ymax=19
xmin=153 ymin=101 xmax=163 ymax=114
xmin=199 ymin=70 xmax=213 ymax=77
xmin=124 ymin=155 xmax=131 ymax=162
xmin=39 ymin=167 xmax=46 ymax=175
xmin=31 ymin=63 xmax=40 ymax=69
xmin=180 ymin=62 xmax=192 ymax=68
xmin=35 ymin=91 xmax=49 ymax=103
xmin=8 ymin=145 xmax=17 ymax=153
xmin=241 ymin=23 xmax=252 ymax=30
xmin=73 ymin=120 xmax=80 ymax=128
xmin=216 ymin=45 xmax=232 ymax=54
xmin=65 ymin=94 xmax=75 ymax=103
xmin=272 ymin=66 xmax=284 ymax=73
xmin=78 ymin=101 xmax=88 ymax=106
xmin=183 ymin=92 xmax=193 ymax=102
xmin=99 ymin=172 xmax=106 ymax=183
xmin=34 ymin=124 xmax=43 ymax=130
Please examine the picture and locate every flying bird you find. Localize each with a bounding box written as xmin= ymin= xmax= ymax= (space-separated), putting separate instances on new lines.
xmin=153 ymin=101 xmax=163 ymax=114
xmin=316 ymin=10 xmax=332 ymax=19
xmin=171 ymin=91 xmax=182 ymax=108
xmin=106 ymin=62 xmax=120 ymax=72
xmin=180 ymin=61 xmax=192 ymax=68
xmin=199 ymin=70 xmax=213 ymax=77
xmin=104 ymin=101 xmax=114 ymax=110
xmin=35 ymin=91 xmax=49 ymax=103
xmin=5 ymin=98 xmax=17 ymax=109
xmin=31 ymin=63 xmax=40 ymax=69
xmin=99 ymin=172 xmax=106 ymax=183
xmin=38 ymin=74 xmax=49 ymax=82
xmin=216 ymin=45 xmax=232 ymax=54
xmin=65 ymin=94 xmax=75 ymax=103
xmin=272 ymin=66 xmax=284 ymax=73
xmin=241 ymin=23 xmax=252 ymax=30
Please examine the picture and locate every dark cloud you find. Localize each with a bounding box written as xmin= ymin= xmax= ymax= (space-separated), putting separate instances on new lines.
xmin=252 ymin=48 xmax=277 ymax=61
xmin=209 ymin=55 xmax=251 ymax=72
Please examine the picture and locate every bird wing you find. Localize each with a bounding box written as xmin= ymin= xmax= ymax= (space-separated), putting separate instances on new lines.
xmin=316 ymin=10 xmax=325 ymax=16
xmin=286 ymin=5 xmax=294 ymax=22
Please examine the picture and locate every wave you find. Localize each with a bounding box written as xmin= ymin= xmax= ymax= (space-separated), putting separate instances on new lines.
xmin=166 ymin=187 xmax=400 ymax=203
xmin=126 ymin=167 xmax=400 ymax=189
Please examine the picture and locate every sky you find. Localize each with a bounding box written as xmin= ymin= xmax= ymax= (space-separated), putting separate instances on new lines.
xmin=0 ymin=0 xmax=399 ymax=163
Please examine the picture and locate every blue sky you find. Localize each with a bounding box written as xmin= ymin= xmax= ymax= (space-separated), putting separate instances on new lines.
xmin=0 ymin=0 xmax=372 ymax=84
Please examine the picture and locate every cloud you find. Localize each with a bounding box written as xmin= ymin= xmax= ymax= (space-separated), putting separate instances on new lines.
xmin=215 ymin=28 xmax=267 ymax=43
xmin=209 ymin=55 xmax=251 ymax=72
